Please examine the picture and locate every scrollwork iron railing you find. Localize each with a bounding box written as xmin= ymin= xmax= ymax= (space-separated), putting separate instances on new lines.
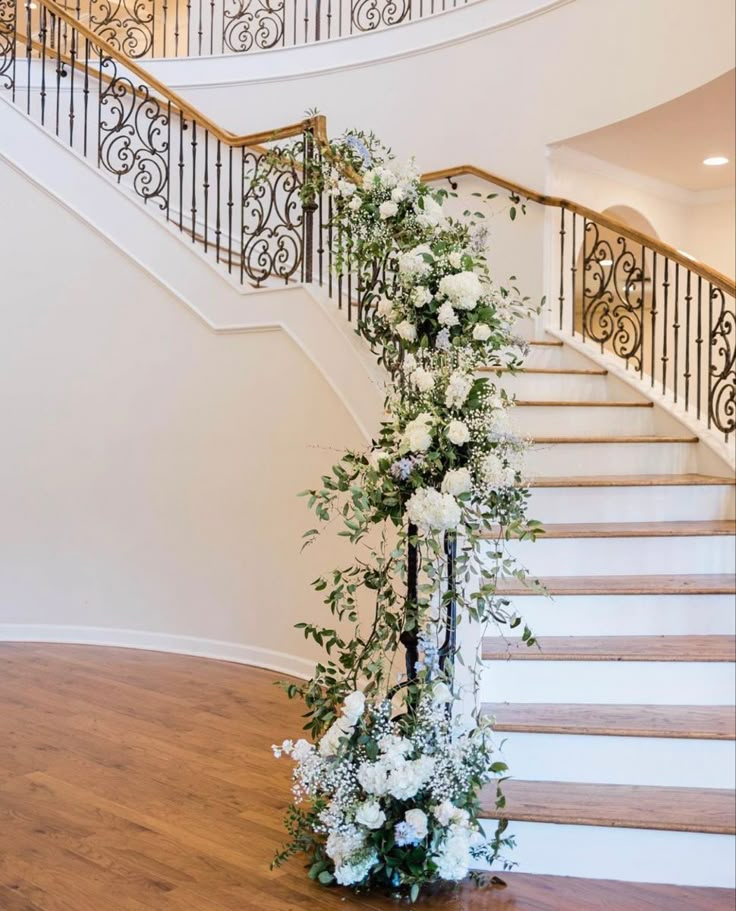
xmin=27 ymin=0 xmax=472 ymax=59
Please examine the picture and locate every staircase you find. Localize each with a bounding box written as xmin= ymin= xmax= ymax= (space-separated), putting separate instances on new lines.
xmin=476 ymin=335 xmax=736 ymax=891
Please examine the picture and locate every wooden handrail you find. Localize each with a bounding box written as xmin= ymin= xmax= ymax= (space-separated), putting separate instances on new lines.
xmin=423 ymin=165 xmax=736 ymax=296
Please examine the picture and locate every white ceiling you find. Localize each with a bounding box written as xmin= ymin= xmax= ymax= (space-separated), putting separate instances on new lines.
xmin=558 ymin=70 xmax=736 ymax=192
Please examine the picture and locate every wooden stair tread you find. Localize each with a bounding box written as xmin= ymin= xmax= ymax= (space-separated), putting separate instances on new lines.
xmin=485 ymin=520 xmax=736 ymax=539
xmin=484 ymin=366 xmax=607 ymax=375
xmin=482 ymin=635 xmax=736 ymax=662
xmin=483 ymin=703 xmax=736 ymax=740
xmin=468 ymin=872 xmax=736 ymax=911
xmin=516 ymin=399 xmax=653 ymax=407
xmin=527 ymin=473 xmax=736 ymax=487
xmin=494 ymin=573 xmax=736 ymax=595
xmin=480 ymin=780 xmax=736 ymax=835
xmin=532 ymin=435 xmax=701 ymax=444
xmin=528 ymin=339 xmax=564 ymax=347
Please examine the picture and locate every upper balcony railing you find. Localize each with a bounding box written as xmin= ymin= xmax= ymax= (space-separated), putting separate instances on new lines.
xmin=1 ymin=0 xmax=734 ymax=443
xmin=12 ymin=0 xmax=475 ymax=60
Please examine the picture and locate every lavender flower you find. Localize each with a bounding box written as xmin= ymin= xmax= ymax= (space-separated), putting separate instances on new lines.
xmin=345 ymin=135 xmax=372 ymax=168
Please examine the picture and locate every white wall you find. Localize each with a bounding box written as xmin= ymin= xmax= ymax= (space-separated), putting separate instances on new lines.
xmin=0 ymin=157 xmax=371 ymax=676
xmin=686 ymin=196 xmax=736 ymax=279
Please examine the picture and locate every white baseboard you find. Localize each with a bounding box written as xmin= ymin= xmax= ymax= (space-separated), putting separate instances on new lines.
xmin=0 ymin=625 xmax=315 ymax=680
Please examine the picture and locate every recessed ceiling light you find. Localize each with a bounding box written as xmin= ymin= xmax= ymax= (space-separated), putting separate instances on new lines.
xmin=703 ymin=156 xmax=729 ymax=166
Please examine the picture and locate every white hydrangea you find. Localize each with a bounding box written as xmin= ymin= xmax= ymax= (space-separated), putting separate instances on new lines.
xmin=472 ymin=323 xmax=491 ymax=341
xmin=402 ymin=352 xmax=418 ymax=374
xmin=326 ymin=827 xmax=365 ymax=866
xmin=355 ymin=799 xmax=386 ymax=830
xmin=432 ymin=828 xmax=472 ymax=881
xmin=391 ymin=185 xmax=407 ymax=203
xmin=398 ymin=245 xmax=432 ymax=280
xmin=448 ymin=251 xmax=463 ymax=269
xmin=410 ymin=367 xmax=435 ymax=393
xmin=441 ymin=467 xmax=472 ymax=497
xmin=378 ymin=734 xmax=412 ymax=760
xmin=416 ymin=195 xmax=446 ymax=229
xmin=379 ymin=200 xmax=399 ymax=219
xmin=481 ymin=451 xmax=517 ymax=488
xmin=401 ymin=413 xmax=433 ymax=452
xmin=434 ymin=800 xmax=471 ymax=828
xmin=437 ymin=301 xmax=459 ymax=328
xmin=405 ymin=808 xmax=429 ymax=840
xmin=338 ymin=179 xmax=356 ymax=198
xmin=357 ymin=759 xmax=391 ymax=797
xmin=446 ymin=419 xmax=470 ymax=445
xmin=334 ymin=850 xmax=379 ymax=886
xmin=377 ymin=297 xmax=393 ymax=319
xmin=439 ymin=271 xmax=483 ymax=311
xmin=412 ymin=286 xmax=432 ymax=308
xmin=488 ymin=407 xmax=516 ymax=439
xmin=343 ymin=690 xmax=366 ymax=724
xmin=387 ymin=756 xmax=434 ymax=800
xmin=406 ymin=487 xmax=461 ymax=532
xmin=348 ymin=195 xmax=362 ymax=212
xmin=445 ymin=371 xmax=474 ymax=409
xmin=396 ymin=320 xmax=417 ymax=342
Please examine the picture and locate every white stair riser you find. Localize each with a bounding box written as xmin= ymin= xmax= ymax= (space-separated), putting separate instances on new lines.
xmin=494 ymin=372 xmax=640 ymax=401
xmin=515 ymin=405 xmax=656 ymax=436
xmin=482 ymin=661 xmax=736 ymax=705
xmin=478 ymin=821 xmax=736 ymax=888
xmin=495 ymin=732 xmax=736 ymax=789
xmin=498 ymin=594 xmax=736 ymax=636
xmin=496 ymin=535 xmax=735 ymax=576
xmin=525 ymin=442 xmax=698 ymax=475
xmin=520 ymin=346 xmax=596 ymax=370
xmin=527 ymin=485 xmax=736 ymax=523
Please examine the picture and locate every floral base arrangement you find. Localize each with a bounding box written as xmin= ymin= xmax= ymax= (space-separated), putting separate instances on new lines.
xmin=271 ymin=128 xmax=540 ymax=900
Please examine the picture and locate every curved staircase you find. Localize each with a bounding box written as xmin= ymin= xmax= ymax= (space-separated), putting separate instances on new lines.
xmin=477 ymin=333 xmax=736 ymax=894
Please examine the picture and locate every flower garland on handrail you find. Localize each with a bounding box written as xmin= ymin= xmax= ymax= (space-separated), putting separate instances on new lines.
xmin=272 ymin=130 xmax=541 ymax=901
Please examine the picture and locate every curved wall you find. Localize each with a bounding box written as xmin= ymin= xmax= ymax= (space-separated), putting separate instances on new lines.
xmin=145 ymin=0 xmax=735 ymax=190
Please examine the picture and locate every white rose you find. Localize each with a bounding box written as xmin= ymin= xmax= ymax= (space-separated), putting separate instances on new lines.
xmin=438 ymin=301 xmax=459 ymax=328
xmin=404 ymin=809 xmax=428 ymax=840
xmin=348 ymin=195 xmax=362 ymax=211
xmin=338 ymin=179 xmax=356 ymax=198
xmin=391 ymin=185 xmax=407 ymax=203
xmin=441 ymin=468 xmax=472 ymax=497
xmin=410 ymin=367 xmax=435 ymax=393
xmin=448 ymin=251 xmax=463 ymax=269
xmin=412 ymin=286 xmax=432 ymax=308
xmin=379 ymin=200 xmax=399 ymax=219
xmin=446 ymin=419 xmax=470 ymax=445
xmin=377 ymin=297 xmax=393 ymax=319
xmin=472 ymin=323 xmax=492 ymax=341
xmin=319 ymin=716 xmax=353 ymax=757
xmin=439 ymin=271 xmax=483 ymax=311
xmin=401 ymin=413 xmax=433 ymax=452
xmin=432 ymin=681 xmax=454 ymax=703
xmin=343 ymin=690 xmax=366 ymax=724
xmin=396 ymin=320 xmax=417 ymax=342
xmin=355 ymin=799 xmax=386 ymax=830
xmin=433 ymin=800 xmax=469 ymax=828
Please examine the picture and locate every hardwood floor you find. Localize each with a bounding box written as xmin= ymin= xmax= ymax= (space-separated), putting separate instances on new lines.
xmin=0 ymin=643 xmax=733 ymax=911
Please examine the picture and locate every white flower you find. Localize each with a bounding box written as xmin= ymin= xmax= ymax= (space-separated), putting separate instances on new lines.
xmin=488 ymin=407 xmax=516 ymax=440
xmin=388 ymin=760 xmax=426 ymax=800
xmin=348 ymin=195 xmax=362 ymax=212
xmin=412 ymin=286 xmax=432 ymax=308
xmin=318 ymin=716 xmax=354 ymax=757
xmin=334 ymin=851 xmax=378 ymax=886
xmin=405 ymin=808 xmax=429 ymax=840
xmin=445 ymin=371 xmax=473 ymax=409
xmin=449 ymin=251 xmax=463 ymax=269
xmin=380 ymin=200 xmax=399 ymax=219
xmin=326 ymin=827 xmax=365 ymax=866
xmin=355 ymin=799 xmax=386 ymax=830
xmin=377 ymin=297 xmax=393 ymax=319
xmin=416 ymin=195 xmax=446 ymax=229
xmin=406 ymin=487 xmax=461 ymax=532
xmin=441 ymin=468 xmax=472 ymax=497
xmin=410 ymin=367 xmax=435 ymax=393
xmin=403 ymin=352 xmax=418 ymax=374
xmin=338 ymin=179 xmax=356 ymax=198
xmin=481 ymin=452 xmax=517 ymax=488
xmin=472 ymin=323 xmax=491 ymax=341
xmin=432 ymin=681 xmax=453 ymax=703
xmin=446 ymin=419 xmax=470 ymax=445
xmin=343 ymin=690 xmax=366 ymax=724
xmin=433 ymin=828 xmax=471 ymax=881
xmin=291 ymin=738 xmax=314 ymax=761
xmin=396 ymin=320 xmax=417 ymax=342
xmin=439 ymin=271 xmax=483 ymax=311
xmin=434 ymin=800 xmax=458 ymax=827
xmin=401 ymin=413 xmax=433 ymax=452
xmin=438 ymin=301 xmax=459 ymax=328
xmin=357 ymin=760 xmax=391 ymax=796
xmin=391 ymin=185 xmax=407 ymax=203
xmin=398 ymin=245 xmax=432 ymax=280
xmin=378 ymin=734 xmax=412 ymax=760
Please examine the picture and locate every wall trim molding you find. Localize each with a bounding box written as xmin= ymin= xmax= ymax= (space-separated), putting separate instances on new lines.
xmin=0 ymin=625 xmax=315 ymax=679
xmin=547 ymin=144 xmax=736 ymax=208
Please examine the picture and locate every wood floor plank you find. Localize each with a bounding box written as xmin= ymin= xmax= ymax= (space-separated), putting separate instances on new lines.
xmin=481 ymin=780 xmax=736 ymax=835
xmin=482 ymin=635 xmax=736 ymax=662
xmin=0 ymin=644 xmax=732 ymax=911
xmin=527 ymin=473 xmax=736 ymax=487
xmin=494 ymin=573 xmax=736 ymax=595
xmin=483 ymin=703 xmax=736 ymax=740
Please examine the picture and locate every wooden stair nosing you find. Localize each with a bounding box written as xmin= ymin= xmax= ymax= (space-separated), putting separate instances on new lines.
xmin=483 ymin=520 xmax=736 ymax=540
xmin=527 ymin=474 xmax=736 ymax=488
xmin=532 ymin=434 xmax=699 ymax=444
xmin=480 ymin=779 xmax=736 ymax=835
xmin=493 ymin=573 xmax=736 ymax=596
xmin=482 ymin=635 xmax=736 ymax=663
xmin=483 ymin=703 xmax=736 ymax=740
xmin=516 ymin=399 xmax=654 ymax=407
xmin=484 ymin=366 xmax=608 ymax=375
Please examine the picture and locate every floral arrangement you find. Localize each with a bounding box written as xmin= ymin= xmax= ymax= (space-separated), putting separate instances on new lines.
xmin=272 ymin=129 xmax=540 ymax=900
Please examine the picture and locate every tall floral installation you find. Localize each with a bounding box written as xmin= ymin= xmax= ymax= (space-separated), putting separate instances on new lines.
xmin=271 ymin=131 xmax=541 ymax=901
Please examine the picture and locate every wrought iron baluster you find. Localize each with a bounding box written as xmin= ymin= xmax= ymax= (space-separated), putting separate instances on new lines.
xmin=203 ymin=128 xmax=209 ymax=250
xmin=162 ymin=0 xmax=168 ymax=55
xmin=570 ymin=212 xmax=577 ymax=339
xmin=696 ymin=277 xmax=704 ymax=419
xmin=240 ymin=146 xmax=246 ymax=284
xmin=55 ymin=25 xmax=64 ymax=136
xmin=68 ymin=22 xmax=76 ymax=147
xmin=215 ymin=139 xmax=222 ymax=261
xmin=227 ymin=145 xmax=234 ymax=273
xmin=661 ymin=258 xmax=669 ymax=394
xmin=178 ymin=116 xmax=185 ymax=231
xmin=40 ymin=5 xmax=48 ymax=125
xmin=558 ymin=206 xmax=565 ymax=331
xmin=649 ymin=252 xmax=657 ymax=386
xmin=684 ymin=272 xmax=693 ymax=411
xmin=0 ymin=0 xmax=17 ymax=100
xmin=673 ymin=263 xmax=680 ymax=401
xmin=707 ymin=284 xmax=736 ymax=441
xmin=209 ymin=0 xmax=215 ymax=53
xmin=197 ymin=0 xmax=203 ymax=55
xmin=639 ymin=244 xmax=645 ymax=379
xmin=25 ymin=0 xmax=31 ymax=114
xmin=190 ymin=119 xmax=198 ymax=240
